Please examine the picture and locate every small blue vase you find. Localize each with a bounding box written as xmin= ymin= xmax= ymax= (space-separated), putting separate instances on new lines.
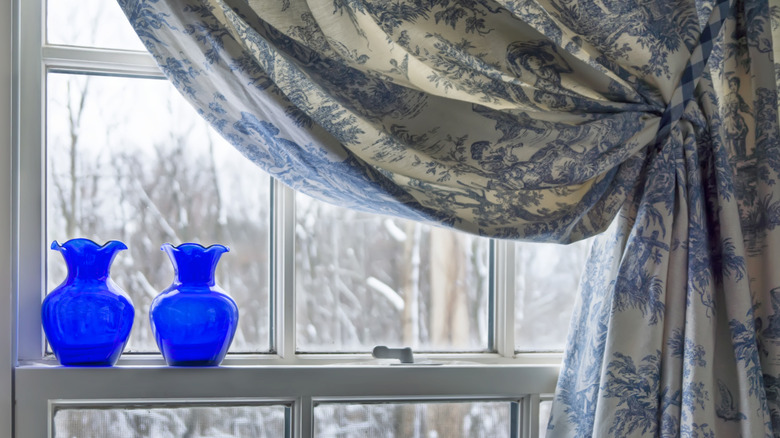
xmin=42 ymin=238 xmax=134 ymax=366
xmin=150 ymin=243 xmax=238 ymax=366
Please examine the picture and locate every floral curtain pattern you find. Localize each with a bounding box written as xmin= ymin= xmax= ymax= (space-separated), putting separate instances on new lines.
xmin=117 ymin=0 xmax=780 ymax=435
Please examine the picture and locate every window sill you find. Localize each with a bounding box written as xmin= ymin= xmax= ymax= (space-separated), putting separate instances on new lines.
xmin=16 ymin=363 xmax=559 ymax=398
xmin=20 ymin=351 xmax=563 ymax=367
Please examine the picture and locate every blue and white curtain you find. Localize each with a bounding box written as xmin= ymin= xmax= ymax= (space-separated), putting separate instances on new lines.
xmin=119 ymin=0 xmax=780 ymax=435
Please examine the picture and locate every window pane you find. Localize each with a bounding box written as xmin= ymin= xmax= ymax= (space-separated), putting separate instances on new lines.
xmin=514 ymin=239 xmax=592 ymax=351
xmin=46 ymin=72 xmax=271 ymax=353
xmin=296 ymin=194 xmax=491 ymax=352
xmin=53 ymin=405 xmax=288 ymax=438
xmin=47 ymin=0 xmax=145 ymax=51
xmin=314 ymin=401 xmax=510 ymax=437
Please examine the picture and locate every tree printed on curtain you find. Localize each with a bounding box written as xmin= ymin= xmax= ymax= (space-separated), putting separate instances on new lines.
xmin=117 ymin=0 xmax=780 ymax=435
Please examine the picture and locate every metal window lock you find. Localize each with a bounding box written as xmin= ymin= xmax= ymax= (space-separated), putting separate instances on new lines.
xmin=372 ymin=346 xmax=414 ymax=364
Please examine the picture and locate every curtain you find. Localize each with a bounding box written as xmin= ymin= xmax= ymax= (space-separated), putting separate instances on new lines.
xmin=118 ymin=0 xmax=780 ymax=435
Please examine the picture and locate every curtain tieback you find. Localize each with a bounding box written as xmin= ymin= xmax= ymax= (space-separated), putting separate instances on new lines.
xmin=655 ymin=0 xmax=732 ymax=146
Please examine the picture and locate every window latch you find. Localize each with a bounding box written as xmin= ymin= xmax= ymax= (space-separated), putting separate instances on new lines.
xmin=372 ymin=346 xmax=414 ymax=364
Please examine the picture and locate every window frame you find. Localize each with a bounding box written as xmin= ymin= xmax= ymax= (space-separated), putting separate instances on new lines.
xmin=6 ymin=0 xmax=564 ymax=436
xmin=1 ymin=0 xmax=13 ymax=434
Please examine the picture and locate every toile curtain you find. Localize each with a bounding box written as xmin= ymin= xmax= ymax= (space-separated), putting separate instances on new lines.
xmin=118 ymin=0 xmax=780 ymax=435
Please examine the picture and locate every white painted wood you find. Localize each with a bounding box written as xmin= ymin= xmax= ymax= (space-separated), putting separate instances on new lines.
xmin=1 ymin=0 xmax=15 ymax=436
xmin=42 ymin=46 xmax=161 ymax=77
xmin=494 ymin=240 xmax=516 ymax=358
xmin=20 ymin=351 xmax=563 ymax=367
xmin=273 ymin=183 xmax=297 ymax=360
xmin=16 ymin=0 xmax=45 ymax=365
xmin=521 ymin=394 xmax=541 ymax=438
xmin=16 ymin=365 xmax=560 ymax=437
xmin=297 ymin=396 xmax=313 ymax=438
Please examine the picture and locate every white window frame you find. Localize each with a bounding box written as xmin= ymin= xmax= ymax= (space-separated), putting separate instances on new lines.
xmin=1 ymin=0 xmax=13 ymax=435
xmin=4 ymin=0 xmax=565 ymax=436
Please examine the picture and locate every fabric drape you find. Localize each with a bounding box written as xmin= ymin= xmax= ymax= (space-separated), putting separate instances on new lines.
xmin=118 ymin=0 xmax=780 ymax=435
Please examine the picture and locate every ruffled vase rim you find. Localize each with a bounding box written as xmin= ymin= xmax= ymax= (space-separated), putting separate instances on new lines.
xmin=160 ymin=242 xmax=230 ymax=253
xmin=51 ymin=238 xmax=128 ymax=252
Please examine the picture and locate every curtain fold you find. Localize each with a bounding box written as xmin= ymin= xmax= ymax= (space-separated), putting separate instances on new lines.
xmin=118 ymin=0 xmax=780 ymax=435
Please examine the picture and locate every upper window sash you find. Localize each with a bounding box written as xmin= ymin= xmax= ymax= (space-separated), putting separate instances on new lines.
xmin=18 ymin=0 xmax=567 ymax=367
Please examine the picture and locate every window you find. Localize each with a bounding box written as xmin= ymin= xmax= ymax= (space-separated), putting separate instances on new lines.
xmin=53 ymin=402 xmax=290 ymax=437
xmin=7 ymin=1 xmax=594 ymax=436
xmin=312 ymin=400 xmax=512 ymax=437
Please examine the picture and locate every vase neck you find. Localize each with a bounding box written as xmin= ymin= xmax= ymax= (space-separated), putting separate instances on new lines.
xmin=65 ymin=258 xmax=111 ymax=281
xmin=162 ymin=243 xmax=228 ymax=286
xmin=52 ymin=239 xmax=127 ymax=282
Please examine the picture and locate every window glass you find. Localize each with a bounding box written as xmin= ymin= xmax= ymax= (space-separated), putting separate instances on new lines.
xmin=295 ymin=194 xmax=491 ymax=352
xmin=47 ymin=0 xmax=146 ymax=51
xmin=53 ymin=405 xmax=288 ymax=437
xmin=539 ymin=399 xmax=553 ymax=438
xmin=46 ymin=72 xmax=272 ymax=353
xmin=313 ymin=401 xmax=511 ymax=437
xmin=514 ymin=238 xmax=592 ymax=352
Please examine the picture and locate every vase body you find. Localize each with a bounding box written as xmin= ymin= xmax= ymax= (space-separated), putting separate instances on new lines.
xmin=150 ymin=243 xmax=237 ymax=366
xmin=42 ymin=238 xmax=134 ymax=366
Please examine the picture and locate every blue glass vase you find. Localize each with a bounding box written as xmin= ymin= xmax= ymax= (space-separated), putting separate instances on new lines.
xmin=150 ymin=243 xmax=238 ymax=366
xmin=42 ymin=238 xmax=134 ymax=366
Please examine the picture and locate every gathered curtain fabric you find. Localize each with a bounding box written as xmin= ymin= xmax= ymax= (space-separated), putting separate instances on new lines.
xmin=119 ymin=0 xmax=780 ymax=435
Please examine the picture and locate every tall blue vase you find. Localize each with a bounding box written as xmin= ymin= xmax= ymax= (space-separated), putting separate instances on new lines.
xmin=42 ymin=238 xmax=134 ymax=366
xmin=150 ymin=243 xmax=238 ymax=366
